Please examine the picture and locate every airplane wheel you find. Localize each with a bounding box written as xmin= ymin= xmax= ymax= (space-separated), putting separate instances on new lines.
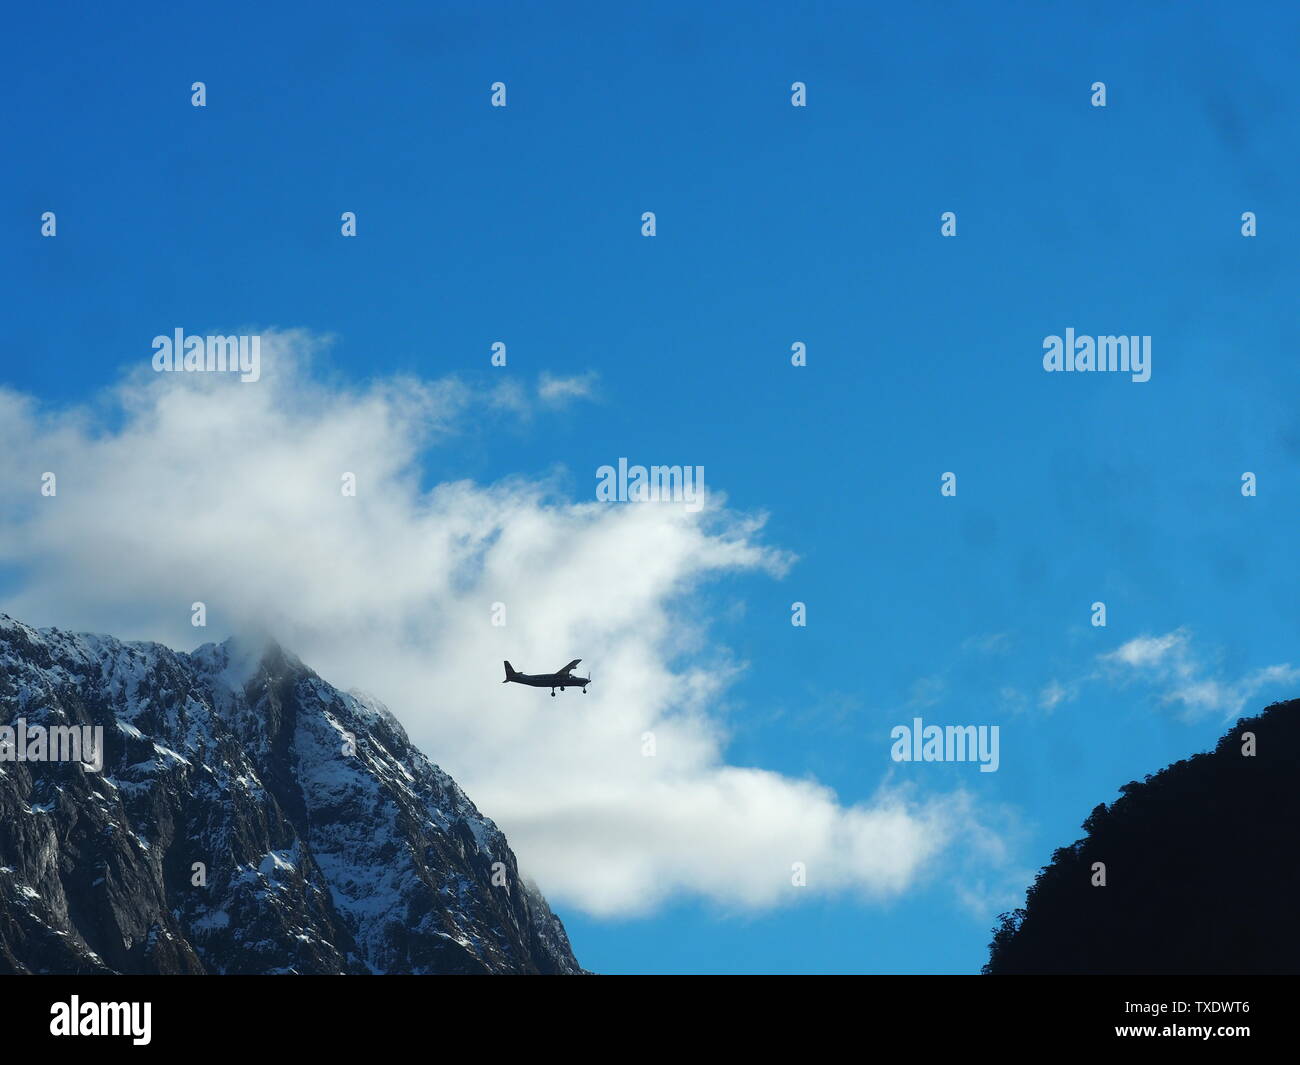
xmin=560 ymin=686 xmax=566 ymax=692
xmin=550 ymin=691 xmax=555 ymax=697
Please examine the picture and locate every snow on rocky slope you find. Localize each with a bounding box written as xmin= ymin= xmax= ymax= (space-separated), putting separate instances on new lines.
xmin=0 ymin=615 xmax=583 ymax=974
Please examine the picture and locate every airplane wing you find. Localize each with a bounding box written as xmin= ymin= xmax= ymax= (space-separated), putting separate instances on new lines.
xmin=557 ymin=659 xmax=581 ymax=675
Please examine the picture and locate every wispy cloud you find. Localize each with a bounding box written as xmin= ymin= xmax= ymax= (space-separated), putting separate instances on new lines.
xmin=998 ymin=686 xmax=1029 ymax=714
xmin=1098 ymin=628 xmax=1300 ymax=720
xmin=538 ymin=371 xmax=598 ymax=406
xmin=1103 ymin=631 xmax=1186 ymax=670
xmin=906 ymin=674 xmax=947 ymax=709
xmin=1037 ymin=679 xmax=1076 ymax=712
xmin=486 ymin=371 xmax=598 ymax=415
xmin=962 ymin=632 xmax=1011 ymax=655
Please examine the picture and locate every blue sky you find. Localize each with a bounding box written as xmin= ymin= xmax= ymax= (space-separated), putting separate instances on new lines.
xmin=3 ymin=2 xmax=1300 ymax=973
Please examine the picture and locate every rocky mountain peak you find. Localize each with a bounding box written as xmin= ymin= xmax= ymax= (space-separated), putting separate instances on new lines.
xmin=0 ymin=614 xmax=583 ymax=974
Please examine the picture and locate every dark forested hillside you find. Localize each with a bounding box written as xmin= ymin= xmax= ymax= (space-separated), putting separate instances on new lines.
xmin=985 ymin=699 xmax=1300 ymax=974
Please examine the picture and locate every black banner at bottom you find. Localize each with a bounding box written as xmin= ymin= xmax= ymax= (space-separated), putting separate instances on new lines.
xmin=0 ymin=974 xmax=1282 ymax=1052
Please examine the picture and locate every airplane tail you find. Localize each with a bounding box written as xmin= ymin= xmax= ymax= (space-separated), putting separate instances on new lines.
xmin=503 ymin=661 xmax=518 ymax=683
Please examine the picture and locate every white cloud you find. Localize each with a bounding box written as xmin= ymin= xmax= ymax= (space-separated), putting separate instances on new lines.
xmin=1037 ymin=680 xmax=1075 ymax=712
xmin=1099 ymin=628 xmax=1300 ymax=720
xmin=0 ymin=331 xmax=1000 ymax=917
xmin=1104 ymin=630 xmax=1187 ymax=669
xmin=537 ymin=371 xmax=598 ymax=405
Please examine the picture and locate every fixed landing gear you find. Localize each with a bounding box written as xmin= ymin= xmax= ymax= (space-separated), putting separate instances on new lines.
xmin=581 ymin=687 xmax=587 ymax=693
xmin=550 ymin=689 xmax=556 ymax=697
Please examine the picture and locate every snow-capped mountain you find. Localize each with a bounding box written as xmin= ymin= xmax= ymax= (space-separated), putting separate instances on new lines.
xmin=0 ymin=615 xmax=583 ymax=974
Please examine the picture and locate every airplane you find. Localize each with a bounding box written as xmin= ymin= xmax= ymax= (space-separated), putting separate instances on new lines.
xmin=503 ymin=659 xmax=591 ymax=696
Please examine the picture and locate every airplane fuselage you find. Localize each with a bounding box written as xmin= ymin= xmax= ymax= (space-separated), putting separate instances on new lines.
xmin=503 ymin=660 xmax=589 ymax=695
xmin=511 ymin=671 xmax=590 ymax=689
